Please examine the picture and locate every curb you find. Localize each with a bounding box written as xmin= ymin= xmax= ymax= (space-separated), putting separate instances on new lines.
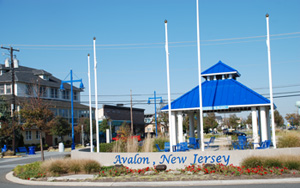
xmin=6 ymin=171 xmax=300 ymax=187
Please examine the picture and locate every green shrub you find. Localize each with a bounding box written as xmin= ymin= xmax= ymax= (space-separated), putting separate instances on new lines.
xmin=4 ymin=150 xmax=14 ymax=156
xmin=284 ymin=161 xmax=300 ymax=170
xmin=242 ymin=155 xmax=300 ymax=170
xmin=153 ymin=136 xmax=169 ymax=151
xmin=101 ymin=165 xmax=115 ymax=171
xmin=100 ymin=143 xmax=115 ymax=152
xmin=82 ymin=160 xmax=101 ymax=174
xmin=48 ymin=161 xmax=67 ymax=175
xmin=69 ymin=162 xmax=81 ymax=174
xmin=241 ymin=156 xmax=264 ymax=168
xmin=277 ymin=132 xmax=300 ymax=148
xmin=13 ymin=161 xmax=43 ymax=179
xmin=264 ymin=158 xmax=282 ymax=168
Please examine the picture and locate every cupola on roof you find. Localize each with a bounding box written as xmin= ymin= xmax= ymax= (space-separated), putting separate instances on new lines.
xmin=201 ymin=60 xmax=240 ymax=81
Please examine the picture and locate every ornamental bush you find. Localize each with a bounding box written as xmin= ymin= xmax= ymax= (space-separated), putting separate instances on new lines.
xmin=241 ymin=156 xmax=264 ymax=168
xmin=13 ymin=161 xmax=44 ymax=180
xmin=277 ymin=132 xmax=300 ymax=148
xmin=100 ymin=143 xmax=114 ymax=152
xmin=82 ymin=160 xmax=101 ymax=174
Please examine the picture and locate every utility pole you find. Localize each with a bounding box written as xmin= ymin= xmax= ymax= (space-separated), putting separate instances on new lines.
xmin=1 ymin=46 xmax=19 ymax=155
xmin=130 ymin=90 xmax=133 ymax=136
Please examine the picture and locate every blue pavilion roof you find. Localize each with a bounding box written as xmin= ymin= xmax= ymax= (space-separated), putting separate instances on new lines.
xmin=161 ymin=79 xmax=271 ymax=111
xmin=201 ymin=61 xmax=240 ymax=77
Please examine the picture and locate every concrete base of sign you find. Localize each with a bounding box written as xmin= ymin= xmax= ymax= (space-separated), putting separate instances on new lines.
xmin=71 ymin=147 xmax=300 ymax=170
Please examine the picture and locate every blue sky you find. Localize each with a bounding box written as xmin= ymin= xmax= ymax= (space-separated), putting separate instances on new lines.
xmin=1 ymin=0 xmax=299 ymax=121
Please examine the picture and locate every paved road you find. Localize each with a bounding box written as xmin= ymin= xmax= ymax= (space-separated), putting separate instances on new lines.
xmin=1 ymin=152 xmax=300 ymax=188
xmin=0 ymin=151 xmax=68 ymax=188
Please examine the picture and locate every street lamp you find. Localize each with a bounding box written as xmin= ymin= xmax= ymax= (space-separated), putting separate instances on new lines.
xmin=60 ymin=69 xmax=84 ymax=150
xmin=148 ymin=91 xmax=163 ymax=138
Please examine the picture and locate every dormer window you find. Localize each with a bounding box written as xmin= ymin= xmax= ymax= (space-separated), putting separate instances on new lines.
xmin=33 ymin=69 xmax=52 ymax=81
xmin=39 ymin=75 xmax=49 ymax=80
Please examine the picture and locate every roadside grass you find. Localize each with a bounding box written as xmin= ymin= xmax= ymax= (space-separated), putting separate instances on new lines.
xmin=277 ymin=132 xmax=300 ymax=148
xmin=242 ymin=155 xmax=300 ymax=170
xmin=39 ymin=158 xmax=101 ymax=176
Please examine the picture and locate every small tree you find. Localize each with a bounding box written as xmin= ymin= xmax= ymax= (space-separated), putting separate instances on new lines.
xmin=245 ymin=113 xmax=252 ymax=127
xmin=0 ymin=98 xmax=12 ymax=147
xmin=228 ymin=114 xmax=239 ymax=129
xmin=20 ymin=84 xmax=54 ymax=161
xmin=49 ymin=116 xmax=71 ymax=143
xmin=157 ymin=105 xmax=169 ymax=135
xmin=203 ymin=113 xmax=218 ymax=133
xmin=0 ymin=97 xmax=24 ymax=150
xmin=274 ymin=110 xmax=284 ymax=127
xmin=285 ymin=113 xmax=300 ymax=126
xmin=74 ymin=117 xmax=96 ymax=143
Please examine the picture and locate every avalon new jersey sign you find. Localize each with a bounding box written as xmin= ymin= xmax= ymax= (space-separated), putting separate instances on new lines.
xmin=113 ymin=153 xmax=231 ymax=166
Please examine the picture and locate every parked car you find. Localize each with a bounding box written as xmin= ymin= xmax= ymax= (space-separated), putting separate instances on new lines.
xmin=288 ymin=126 xmax=297 ymax=130
xmin=112 ymin=134 xmax=142 ymax=142
xmin=225 ymin=130 xmax=247 ymax=136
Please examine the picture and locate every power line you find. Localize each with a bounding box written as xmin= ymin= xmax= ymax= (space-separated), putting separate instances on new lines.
xmin=79 ymin=92 xmax=300 ymax=105
xmin=4 ymin=31 xmax=300 ymax=49
xmin=80 ymin=85 xmax=300 ymax=98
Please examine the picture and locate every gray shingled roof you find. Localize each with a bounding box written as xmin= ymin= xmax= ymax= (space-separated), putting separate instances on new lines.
xmin=0 ymin=64 xmax=80 ymax=91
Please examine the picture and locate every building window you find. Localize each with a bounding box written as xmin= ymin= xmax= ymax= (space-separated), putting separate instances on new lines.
xmin=62 ymin=90 xmax=69 ymax=99
xmin=51 ymin=88 xmax=58 ymax=98
xmin=0 ymin=84 xmax=4 ymax=94
xmin=39 ymin=87 xmax=47 ymax=97
xmin=26 ymin=131 xmax=32 ymax=140
xmin=73 ymin=92 xmax=77 ymax=100
xmin=59 ymin=109 xmax=68 ymax=118
xmin=36 ymin=131 xmax=40 ymax=140
xmin=26 ymin=84 xmax=32 ymax=95
xmin=6 ymin=84 xmax=11 ymax=94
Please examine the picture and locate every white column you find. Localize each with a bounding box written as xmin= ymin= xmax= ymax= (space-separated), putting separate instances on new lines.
xmin=266 ymin=108 xmax=271 ymax=140
xmin=174 ymin=112 xmax=178 ymax=144
xmin=260 ymin=106 xmax=268 ymax=142
xmin=177 ymin=112 xmax=183 ymax=143
xmin=257 ymin=108 xmax=261 ymax=143
xmin=196 ymin=112 xmax=201 ymax=139
xmin=251 ymin=107 xmax=259 ymax=148
xmin=189 ymin=113 xmax=195 ymax=137
xmin=171 ymin=112 xmax=177 ymax=145
xmin=106 ymin=129 xmax=110 ymax=143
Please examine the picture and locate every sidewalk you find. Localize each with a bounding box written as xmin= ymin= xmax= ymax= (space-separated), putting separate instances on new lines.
xmin=6 ymin=171 xmax=300 ymax=186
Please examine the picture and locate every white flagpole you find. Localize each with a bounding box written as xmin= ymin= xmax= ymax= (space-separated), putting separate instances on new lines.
xmin=196 ymin=0 xmax=204 ymax=151
xmin=93 ymin=37 xmax=100 ymax=153
xmin=164 ymin=20 xmax=173 ymax=152
xmin=266 ymin=14 xmax=276 ymax=149
xmin=88 ymin=54 xmax=93 ymax=152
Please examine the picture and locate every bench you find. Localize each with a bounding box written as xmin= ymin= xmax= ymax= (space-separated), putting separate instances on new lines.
xmin=16 ymin=147 xmax=28 ymax=154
